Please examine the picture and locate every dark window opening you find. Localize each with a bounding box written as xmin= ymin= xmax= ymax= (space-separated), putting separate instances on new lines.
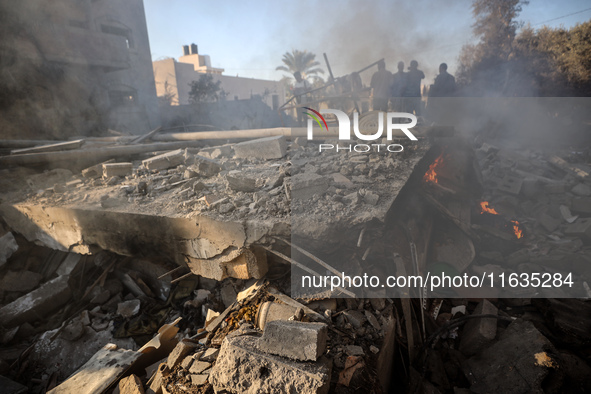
xmin=108 ymin=90 xmax=137 ymax=108
xmin=101 ymin=24 xmax=133 ymax=49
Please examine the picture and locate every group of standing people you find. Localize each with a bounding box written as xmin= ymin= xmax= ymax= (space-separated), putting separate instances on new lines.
xmin=370 ymin=59 xmax=456 ymax=116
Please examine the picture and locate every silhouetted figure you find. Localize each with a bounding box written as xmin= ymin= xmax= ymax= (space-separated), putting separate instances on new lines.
xmin=430 ymin=63 xmax=456 ymax=97
xmin=404 ymin=60 xmax=425 ymax=115
xmin=390 ymin=61 xmax=407 ymax=112
xmin=370 ymin=60 xmax=393 ymax=112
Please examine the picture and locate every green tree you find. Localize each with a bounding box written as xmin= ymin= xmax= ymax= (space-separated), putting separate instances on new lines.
xmin=276 ymin=50 xmax=325 ymax=81
xmin=188 ymin=74 xmax=222 ymax=103
xmin=458 ymin=0 xmax=528 ymax=93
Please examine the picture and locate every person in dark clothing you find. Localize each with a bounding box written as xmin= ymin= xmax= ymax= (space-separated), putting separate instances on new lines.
xmin=390 ymin=61 xmax=407 ymax=112
xmin=370 ymin=60 xmax=393 ymax=112
xmin=404 ymin=60 xmax=425 ymax=115
xmin=430 ymin=63 xmax=456 ymax=97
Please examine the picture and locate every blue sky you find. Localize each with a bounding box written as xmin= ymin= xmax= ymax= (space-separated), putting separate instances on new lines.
xmin=144 ymin=0 xmax=591 ymax=83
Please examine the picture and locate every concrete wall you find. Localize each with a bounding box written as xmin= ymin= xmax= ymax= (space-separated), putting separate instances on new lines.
xmin=90 ymin=0 xmax=161 ymax=133
xmin=0 ymin=0 xmax=160 ymax=139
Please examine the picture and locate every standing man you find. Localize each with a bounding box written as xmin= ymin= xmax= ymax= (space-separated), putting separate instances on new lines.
xmin=370 ymin=60 xmax=393 ymax=112
xmin=390 ymin=61 xmax=407 ymax=112
xmin=404 ymin=60 xmax=425 ymax=116
xmin=430 ymin=63 xmax=456 ymax=97
xmin=293 ymin=71 xmax=309 ymax=126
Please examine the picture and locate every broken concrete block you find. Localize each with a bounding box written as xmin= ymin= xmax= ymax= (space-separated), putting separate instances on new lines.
xmin=82 ymin=159 xmax=114 ymax=179
xmin=200 ymin=347 xmax=219 ymax=362
xmin=497 ymin=175 xmax=523 ymax=195
xmin=117 ymin=299 xmax=141 ymax=319
xmin=538 ymin=213 xmax=561 ymax=233
xmin=571 ymin=197 xmax=591 ymax=214
xmin=0 ymin=270 xmax=42 ymax=292
xmin=233 ymin=136 xmax=287 ymax=160
xmin=48 ymin=344 xmax=142 ymax=394
xmin=192 ymin=155 xmax=222 ymax=177
xmin=188 ymin=360 xmax=211 ymax=374
xmin=258 ymin=321 xmax=328 ymax=361
xmin=292 ymin=173 xmax=329 ymax=200
xmin=210 ymin=335 xmax=331 ymax=394
xmin=190 ymin=374 xmax=208 ymax=386
xmin=118 ymin=374 xmax=144 ymax=394
xmin=0 ymin=275 xmax=71 ymax=328
xmin=564 ymin=218 xmax=591 ymax=242
xmin=459 ymin=299 xmax=497 ymax=356
xmin=220 ymin=281 xmax=237 ymax=309
xmin=330 ymin=173 xmax=355 ymax=189
xmin=167 ymin=340 xmax=200 ymax=369
xmin=103 ymin=162 xmax=133 ymax=178
xmin=56 ymin=253 xmax=83 ymax=276
xmin=181 ymin=356 xmax=194 ymax=370
xmin=345 ymin=345 xmax=364 ymax=356
xmin=60 ymin=319 xmax=86 ymax=341
xmin=142 ymin=149 xmax=185 ymax=171
xmin=571 ymin=183 xmax=591 ymax=197
xmin=226 ymin=173 xmax=258 ymax=192
xmin=363 ymin=191 xmax=380 ymax=205
xmin=0 ymin=232 xmax=18 ymax=267
xmin=343 ymin=310 xmax=366 ymax=329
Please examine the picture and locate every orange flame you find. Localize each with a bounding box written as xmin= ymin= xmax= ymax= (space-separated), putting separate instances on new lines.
xmin=424 ymin=152 xmax=445 ymax=184
xmin=480 ymin=201 xmax=499 ymax=215
xmin=480 ymin=201 xmax=524 ymax=239
xmin=511 ymin=220 xmax=523 ymax=239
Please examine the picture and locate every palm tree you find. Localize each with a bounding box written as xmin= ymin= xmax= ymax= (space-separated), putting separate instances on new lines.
xmin=276 ymin=50 xmax=325 ymax=81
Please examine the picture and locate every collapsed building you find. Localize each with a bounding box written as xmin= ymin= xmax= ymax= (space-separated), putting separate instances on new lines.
xmin=0 ymin=1 xmax=590 ymax=393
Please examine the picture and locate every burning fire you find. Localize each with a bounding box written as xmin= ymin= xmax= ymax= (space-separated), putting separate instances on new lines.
xmin=511 ymin=220 xmax=523 ymax=239
xmin=479 ymin=201 xmax=523 ymax=239
xmin=480 ymin=201 xmax=499 ymax=215
xmin=424 ymin=152 xmax=445 ymax=184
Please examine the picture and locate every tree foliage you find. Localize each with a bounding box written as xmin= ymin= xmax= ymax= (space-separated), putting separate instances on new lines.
xmin=276 ymin=50 xmax=325 ymax=81
xmin=188 ymin=74 xmax=223 ymax=103
xmin=459 ymin=0 xmax=591 ymax=96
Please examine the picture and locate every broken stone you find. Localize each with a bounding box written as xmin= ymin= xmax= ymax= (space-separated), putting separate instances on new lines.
xmin=233 ymin=135 xmax=287 ymax=160
xmin=117 ymin=299 xmax=141 ymax=319
xmin=363 ymin=191 xmax=380 ymax=205
xmin=0 ymin=270 xmax=42 ymax=292
xmin=459 ymin=299 xmax=498 ymax=356
xmin=571 ymin=197 xmax=591 ymax=214
xmin=188 ymin=360 xmax=211 ymax=374
xmin=345 ymin=345 xmax=364 ymax=356
xmin=257 ymin=320 xmax=328 ymax=362
xmin=343 ymin=310 xmax=366 ymax=329
xmin=220 ymin=281 xmax=237 ymax=309
xmin=89 ymin=288 xmax=111 ymax=305
xmin=226 ymin=173 xmax=258 ymax=192
xmin=103 ymin=162 xmax=133 ymax=178
xmin=190 ymin=374 xmax=208 ymax=386
xmin=0 ymin=275 xmax=71 ymax=328
xmin=0 ymin=232 xmax=18 ymax=267
xmin=571 ymin=183 xmax=591 ymax=197
xmin=142 ymin=149 xmax=185 ymax=171
xmin=210 ymin=335 xmax=331 ymax=394
xmin=56 ymin=253 xmax=83 ymax=276
xmin=181 ymin=356 xmax=194 ymax=370
xmin=118 ymin=374 xmax=144 ymax=394
xmin=538 ymin=212 xmax=561 ymax=232
xmin=60 ymin=319 xmax=86 ymax=341
xmin=292 ymin=173 xmax=329 ymax=201
xmin=167 ymin=340 xmax=200 ymax=369
xmin=192 ymin=155 xmax=222 ymax=177
xmin=364 ymin=310 xmax=382 ymax=331
xmin=564 ymin=218 xmax=591 ymax=242
xmin=200 ymin=347 xmax=220 ymax=362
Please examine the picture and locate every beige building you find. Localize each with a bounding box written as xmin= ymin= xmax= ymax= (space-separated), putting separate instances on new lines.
xmin=153 ymin=45 xmax=285 ymax=110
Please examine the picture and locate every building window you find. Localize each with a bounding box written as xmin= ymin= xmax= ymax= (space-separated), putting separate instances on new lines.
xmin=108 ymin=89 xmax=137 ymax=108
xmin=101 ymin=24 xmax=133 ymax=49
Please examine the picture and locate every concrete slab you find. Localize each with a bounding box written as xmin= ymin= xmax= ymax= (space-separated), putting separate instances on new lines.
xmin=233 ymin=136 xmax=287 ymax=160
xmin=210 ymin=335 xmax=331 ymax=394
xmin=258 ymin=320 xmax=328 ymax=361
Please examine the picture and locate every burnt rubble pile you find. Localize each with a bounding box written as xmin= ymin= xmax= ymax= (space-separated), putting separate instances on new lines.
xmin=0 ymin=130 xmax=590 ymax=393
